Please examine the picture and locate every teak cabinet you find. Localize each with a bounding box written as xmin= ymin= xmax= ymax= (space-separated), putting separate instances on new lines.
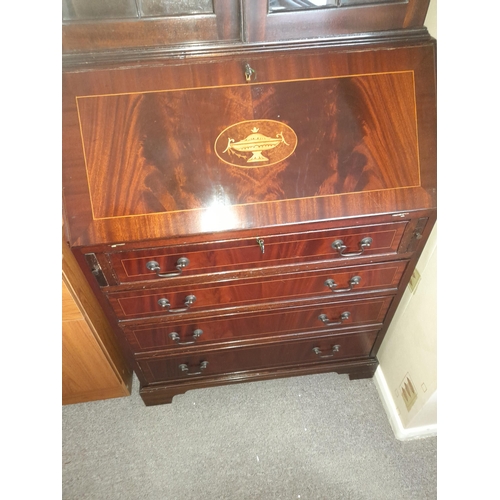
xmin=62 ymin=0 xmax=436 ymax=405
xmin=62 ymin=234 xmax=133 ymax=405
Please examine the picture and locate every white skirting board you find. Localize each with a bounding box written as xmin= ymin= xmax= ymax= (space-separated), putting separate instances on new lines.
xmin=373 ymin=366 xmax=437 ymax=441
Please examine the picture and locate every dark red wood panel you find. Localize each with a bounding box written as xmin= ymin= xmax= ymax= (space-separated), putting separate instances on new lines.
xmin=118 ymin=296 xmax=392 ymax=348
xmin=63 ymin=43 xmax=436 ymax=247
xmin=108 ymin=282 xmax=392 ymax=327
xmin=137 ymin=330 xmax=378 ymax=383
xmin=108 ymin=221 xmax=407 ymax=283
xmin=77 ymin=71 xmax=419 ymax=219
xmin=108 ymin=262 xmax=403 ymax=318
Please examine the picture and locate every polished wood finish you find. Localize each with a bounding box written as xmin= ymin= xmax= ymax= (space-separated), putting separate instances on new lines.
xmin=139 ymin=358 xmax=380 ymax=405
xmin=104 ymin=223 xmax=407 ymax=285
xmin=62 ymin=0 xmax=436 ymax=405
xmin=137 ymin=329 xmax=379 ymax=384
xmin=123 ymin=319 xmax=380 ymax=353
xmin=102 ymin=222 xmax=406 ymax=289
xmin=62 ymin=236 xmax=133 ymax=405
xmin=76 ymin=72 xmax=418 ymax=219
xmin=107 ymin=271 xmax=399 ymax=319
xmin=62 ymin=43 xmax=436 ymax=247
xmin=62 ymin=0 xmax=429 ymax=58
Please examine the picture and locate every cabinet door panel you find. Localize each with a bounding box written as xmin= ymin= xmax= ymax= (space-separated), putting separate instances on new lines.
xmin=244 ymin=0 xmax=429 ymax=42
xmin=63 ymin=0 xmax=240 ymax=53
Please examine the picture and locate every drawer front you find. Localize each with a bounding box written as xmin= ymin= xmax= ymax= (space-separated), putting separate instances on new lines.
xmin=106 ymin=222 xmax=407 ymax=284
xmin=108 ymin=260 xmax=406 ymax=319
xmin=137 ymin=330 xmax=378 ymax=384
xmin=122 ymin=296 xmax=393 ymax=352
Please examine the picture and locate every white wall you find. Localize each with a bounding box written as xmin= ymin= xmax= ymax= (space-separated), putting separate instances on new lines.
xmin=374 ymin=0 xmax=437 ymax=440
xmin=426 ymin=0 xmax=437 ymax=38
xmin=375 ymin=224 xmax=437 ymax=439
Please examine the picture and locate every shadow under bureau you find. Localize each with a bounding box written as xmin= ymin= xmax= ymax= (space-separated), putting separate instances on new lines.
xmin=62 ymin=0 xmax=436 ymax=405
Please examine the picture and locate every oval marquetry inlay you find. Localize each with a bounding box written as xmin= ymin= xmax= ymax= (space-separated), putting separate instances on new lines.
xmin=214 ymin=119 xmax=297 ymax=168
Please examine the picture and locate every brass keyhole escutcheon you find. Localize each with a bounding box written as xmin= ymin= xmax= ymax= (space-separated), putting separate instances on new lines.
xmin=257 ymin=238 xmax=265 ymax=254
xmin=244 ymin=63 xmax=256 ymax=82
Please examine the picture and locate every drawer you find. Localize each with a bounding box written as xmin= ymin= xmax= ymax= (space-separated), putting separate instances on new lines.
xmin=105 ymin=221 xmax=408 ymax=284
xmin=136 ymin=330 xmax=379 ymax=384
xmin=121 ymin=296 xmax=393 ymax=352
xmin=108 ymin=261 xmax=405 ymax=319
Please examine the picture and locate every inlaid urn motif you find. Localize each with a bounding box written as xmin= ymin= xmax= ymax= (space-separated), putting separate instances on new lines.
xmin=215 ymin=119 xmax=297 ymax=168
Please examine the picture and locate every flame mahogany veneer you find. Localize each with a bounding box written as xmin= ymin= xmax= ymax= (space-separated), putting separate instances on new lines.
xmin=62 ymin=0 xmax=436 ymax=405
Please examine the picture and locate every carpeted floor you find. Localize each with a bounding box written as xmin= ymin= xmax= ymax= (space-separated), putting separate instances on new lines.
xmin=62 ymin=372 xmax=437 ymax=499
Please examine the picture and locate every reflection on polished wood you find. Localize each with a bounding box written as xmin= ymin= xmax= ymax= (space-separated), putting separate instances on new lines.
xmin=104 ymin=221 xmax=407 ymax=285
xmin=77 ymin=71 xmax=418 ymax=219
xmin=107 ymin=270 xmax=399 ymax=318
xmin=63 ymin=44 xmax=435 ymax=247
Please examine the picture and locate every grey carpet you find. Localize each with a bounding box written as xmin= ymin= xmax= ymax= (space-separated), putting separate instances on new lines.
xmin=62 ymin=372 xmax=437 ymax=499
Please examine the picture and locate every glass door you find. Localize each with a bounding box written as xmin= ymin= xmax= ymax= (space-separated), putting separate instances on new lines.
xmin=243 ymin=0 xmax=428 ymax=43
xmin=63 ymin=0 xmax=241 ymax=54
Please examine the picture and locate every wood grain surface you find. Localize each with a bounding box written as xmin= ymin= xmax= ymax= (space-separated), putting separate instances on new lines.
xmin=62 ymin=235 xmax=133 ymax=404
xmin=63 ymin=42 xmax=436 ymax=247
xmin=121 ymin=294 xmax=392 ymax=353
xmin=106 ymin=221 xmax=407 ymax=284
xmin=107 ymin=263 xmax=403 ymax=318
xmin=77 ymin=71 xmax=419 ymax=219
xmin=137 ymin=329 xmax=379 ymax=383
xmin=61 ymin=10 xmax=436 ymax=405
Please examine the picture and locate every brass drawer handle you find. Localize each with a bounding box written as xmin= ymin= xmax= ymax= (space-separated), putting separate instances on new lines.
xmin=312 ymin=345 xmax=340 ymax=359
xmin=169 ymin=329 xmax=203 ymax=346
xmin=324 ymin=276 xmax=361 ymax=293
xmin=179 ymin=361 xmax=208 ymax=376
xmin=244 ymin=63 xmax=256 ymax=82
xmin=158 ymin=295 xmax=196 ymax=313
xmin=318 ymin=311 xmax=350 ymax=326
xmin=146 ymin=257 xmax=190 ymax=278
xmin=331 ymin=237 xmax=372 ymax=257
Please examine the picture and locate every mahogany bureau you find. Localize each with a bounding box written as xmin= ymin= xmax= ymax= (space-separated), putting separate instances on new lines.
xmin=62 ymin=0 xmax=436 ymax=405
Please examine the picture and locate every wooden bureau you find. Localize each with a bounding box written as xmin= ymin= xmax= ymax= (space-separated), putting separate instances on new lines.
xmin=62 ymin=0 xmax=436 ymax=405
